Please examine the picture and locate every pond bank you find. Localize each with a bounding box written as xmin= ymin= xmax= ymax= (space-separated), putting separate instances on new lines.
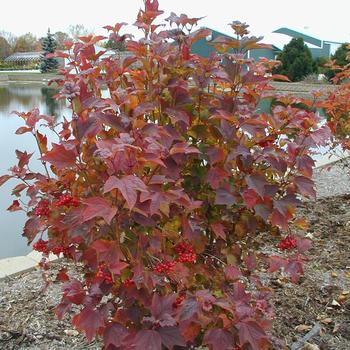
xmin=0 ymin=72 xmax=59 ymax=84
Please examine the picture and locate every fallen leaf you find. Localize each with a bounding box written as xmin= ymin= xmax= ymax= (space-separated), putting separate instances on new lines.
xmin=320 ymin=318 xmax=332 ymax=324
xmin=295 ymin=324 xmax=312 ymax=332
xmin=331 ymin=272 xmax=338 ymax=278
xmin=301 ymin=343 xmax=320 ymax=350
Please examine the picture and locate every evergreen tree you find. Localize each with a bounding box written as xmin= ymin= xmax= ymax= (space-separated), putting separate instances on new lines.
xmin=40 ymin=29 xmax=59 ymax=73
xmin=274 ymin=37 xmax=314 ymax=82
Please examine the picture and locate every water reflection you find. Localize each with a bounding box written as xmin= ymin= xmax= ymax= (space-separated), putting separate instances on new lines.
xmin=0 ymin=83 xmax=69 ymax=259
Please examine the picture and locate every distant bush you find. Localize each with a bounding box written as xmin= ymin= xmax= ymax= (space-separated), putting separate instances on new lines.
xmin=0 ymin=60 xmax=39 ymax=71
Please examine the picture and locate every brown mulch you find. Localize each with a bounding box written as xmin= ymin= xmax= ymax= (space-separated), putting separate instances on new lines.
xmin=0 ymin=195 xmax=350 ymax=350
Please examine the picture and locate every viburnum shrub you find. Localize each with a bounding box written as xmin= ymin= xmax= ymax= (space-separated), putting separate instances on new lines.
xmin=0 ymin=1 xmax=331 ymax=349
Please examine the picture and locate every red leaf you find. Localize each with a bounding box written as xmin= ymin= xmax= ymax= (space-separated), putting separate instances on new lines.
xmin=224 ymin=265 xmax=242 ymax=281
xmin=246 ymin=174 xmax=268 ymax=197
xmin=0 ymin=175 xmax=11 ymax=186
xmin=210 ymin=222 xmax=226 ymax=239
xmin=91 ymin=239 xmax=120 ymax=262
xmin=296 ymin=238 xmax=312 ymax=253
xmin=271 ymin=74 xmax=290 ymax=82
xmin=271 ymin=208 xmax=289 ymax=231
xmin=206 ymin=167 xmax=228 ymax=189
xmin=237 ymin=319 xmax=270 ymax=350
xmin=158 ymin=326 xmax=186 ymax=350
xmin=243 ymin=189 xmax=259 ymax=209
xmin=72 ymin=306 xmax=103 ymax=342
xmin=244 ymin=253 xmax=257 ymax=272
xmin=204 ymin=328 xmax=234 ymax=350
xmin=169 ymin=142 xmax=200 ymax=155
xmin=23 ymin=217 xmax=44 ymax=243
xmin=62 ymin=279 xmax=86 ymax=305
xmin=104 ymin=175 xmax=148 ymax=210
xmin=215 ymin=186 xmax=236 ymax=206
xmin=16 ymin=150 xmax=33 ymax=169
xmin=15 ymin=126 xmax=32 ymax=134
xmin=207 ymin=146 xmax=226 ymax=165
xmin=7 ymin=200 xmax=21 ymax=212
xmin=41 ymin=143 xmax=77 ymax=170
xmin=268 ymin=255 xmax=287 ymax=273
xmin=103 ymin=322 xmax=128 ymax=348
xmin=82 ymin=197 xmax=117 ymax=225
xmin=165 ymin=108 xmax=190 ymax=125
xmin=294 ymin=176 xmax=316 ymax=198
xmin=11 ymin=183 xmax=27 ymax=197
xmin=285 ymin=255 xmax=304 ymax=283
xmin=133 ymin=330 xmax=162 ymax=350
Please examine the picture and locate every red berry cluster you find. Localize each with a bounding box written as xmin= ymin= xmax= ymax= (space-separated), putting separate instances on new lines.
xmin=154 ymin=260 xmax=176 ymax=274
xmin=175 ymin=242 xmax=196 ymax=264
xmin=96 ymin=264 xmax=113 ymax=284
xmin=172 ymin=295 xmax=184 ymax=308
xmin=53 ymin=194 xmax=79 ymax=208
xmin=33 ymin=239 xmax=68 ymax=256
xmin=277 ymin=235 xmax=297 ymax=250
xmin=33 ymin=239 xmax=49 ymax=254
xmin=34 ymin=200 xmax=50 ymax=217
xmin=123 ymin=278 xmax=135 ymax=287
xmin=51 ymin=246 xmax=65 ymax=256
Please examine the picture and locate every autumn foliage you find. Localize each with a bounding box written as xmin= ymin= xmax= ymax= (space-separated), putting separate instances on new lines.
xmin=0 ymin=1 xmax=331 ymax=349
xmin=318 ymin=44 xmax=350 ymax=153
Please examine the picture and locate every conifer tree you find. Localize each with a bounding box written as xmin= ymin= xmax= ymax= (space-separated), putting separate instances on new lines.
xmin=40 ymin=29 xmax=59 ymax=73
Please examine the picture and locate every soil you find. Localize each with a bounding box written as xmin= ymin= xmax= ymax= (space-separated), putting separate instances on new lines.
xmin=0 ymin=194 xmax=350 ymax=350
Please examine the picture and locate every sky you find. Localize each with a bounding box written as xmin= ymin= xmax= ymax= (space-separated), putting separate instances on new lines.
xmin=1 ymin=0 xmax=350 ymax=50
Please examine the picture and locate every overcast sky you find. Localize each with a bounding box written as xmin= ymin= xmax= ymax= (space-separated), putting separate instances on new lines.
xmin=1 ymin=0 xmax=350 ymax=49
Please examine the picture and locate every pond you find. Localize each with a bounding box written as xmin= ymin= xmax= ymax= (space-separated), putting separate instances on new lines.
xmin=0 ymin=83 xmax=69 ymax=259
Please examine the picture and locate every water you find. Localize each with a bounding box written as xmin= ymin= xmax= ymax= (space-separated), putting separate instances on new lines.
xmin=0 ymin=83 xmax=69 ymax=259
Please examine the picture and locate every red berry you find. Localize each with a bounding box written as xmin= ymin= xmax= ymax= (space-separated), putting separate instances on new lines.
xmin=154 ymin=260 xmax=176 ymax=274
xmin=175 ymin=242 xmax=196 ymax=264
xmin=96 ymin=264 xmax=113 ymax=284
xmin=123 ymin=278 xmax=134 ymax=287
xmin=172 ymin=296 xmax=185 ymax=308
xmin=53 ymin=194 xmax=80 ymax=208
xmin=51 ymin=246 xmax=65 ymax=256
xmin=33 ymin=239 xmax=49 ymax=255
xmin=34 ymin=200 xmax=50 ymax=217
xmin=277 ymin=235 xmax=297 ymax=250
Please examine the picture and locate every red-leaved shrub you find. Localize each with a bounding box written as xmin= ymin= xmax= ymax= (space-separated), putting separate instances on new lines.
xmin=1 ymin=1 xmax=331 ymax=349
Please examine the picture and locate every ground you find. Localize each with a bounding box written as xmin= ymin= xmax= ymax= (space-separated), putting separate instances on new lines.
xmin=0 ymin=169 xmax=350 ymax=349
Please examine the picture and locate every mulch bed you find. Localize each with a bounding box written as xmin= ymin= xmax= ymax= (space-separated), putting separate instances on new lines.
xmin=0 ymin=194 xmax=349 ymax=350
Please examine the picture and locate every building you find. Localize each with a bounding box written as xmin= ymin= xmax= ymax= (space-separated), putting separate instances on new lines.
xmin=4 ymin=52 xmax=42 ymax=66
xmin=191 ymin=28 xmax=281 ymax=60
xmin=273 ymin=27 xmax=342 ymax=59
xmin=191 ymin=27 xmax=343 ymax=61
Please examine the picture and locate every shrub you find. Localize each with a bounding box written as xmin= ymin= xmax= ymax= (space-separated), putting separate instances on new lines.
xmin=1 ymin=1 xmax=330 ymax=349
xmin=319 ymin=45 xmax=350 ymax=152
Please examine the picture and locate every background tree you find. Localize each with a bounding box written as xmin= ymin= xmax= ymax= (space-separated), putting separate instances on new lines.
xmin=68 ymin=24 xmax=91 ymax=39
xmin=40 ymin=29 xmax=59 ymax=73
xmin=274 ymin=37 xmax=314 ymax=82
xmin=0 ymin=36 xmax=11 ymax=60
xmin=54 ymin=31 xmax=71 ymax=50
xmin=104 ymin=38 xmax=126 ymax=51
xmin=324 ymin=43 xmax=349 ymax=82
xmin=13 ymin=33 xmax=40 ymax=52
